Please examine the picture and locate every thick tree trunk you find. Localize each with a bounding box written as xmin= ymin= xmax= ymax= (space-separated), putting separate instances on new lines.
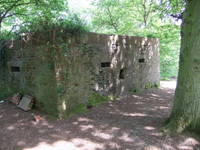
xmin=166 ymin=1 xmax=200 ymax=133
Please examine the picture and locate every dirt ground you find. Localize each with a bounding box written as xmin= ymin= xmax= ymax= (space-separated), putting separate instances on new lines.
xmin=0 ymin=81 xmax=200 ymax=150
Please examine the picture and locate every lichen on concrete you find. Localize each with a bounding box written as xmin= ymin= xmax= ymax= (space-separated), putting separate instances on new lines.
xmin=2 ymin=31 xmax=160 ymax=118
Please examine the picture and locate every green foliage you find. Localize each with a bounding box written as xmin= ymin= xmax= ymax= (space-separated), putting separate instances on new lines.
xmin=145 ymin=82 xmax=153 ymax=89
xmin=0 ymin=0 xmax=68 ymax=32
xmin=91 ymin=0 xmax=131 ymax=33
xmin=90 ymin=0 xmax=182 ymax=79
xmin=130 ymin=88 xmax=141 ymax=94
xmin=63 ymin=92 xmax=113 ymax=117
xmin=88 ymin=92 xmax=110 ymax=107
xmin=154 ymin=83 xmax=160 ymax=88
xmin=130 ymin=82 xmax=159 ymax=94
xmin=19 ymin=13 xmax=88 ymax=36
xmin=145 ymin=82 xmax=160 ymax=89
xmin=1 ymin=12 xmax=88 ymax=42
xmin=157 ymin=0 xmax=185 ymax=18
xmin=0 ymin=85 xmax=10 ymax=99
xmin=68 ymin=104 xmax=88 ymax=116
xmin=0 ymin=0 xmax=78 ymax=44
xmin=156 ymin=24 xmax=180 ymax=79
xmin=1 ymin=0 xmax=183 ymax=79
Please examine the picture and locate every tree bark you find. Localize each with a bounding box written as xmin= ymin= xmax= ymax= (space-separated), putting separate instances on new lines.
xmin=166 ymin=0 xmax=200 ymax=133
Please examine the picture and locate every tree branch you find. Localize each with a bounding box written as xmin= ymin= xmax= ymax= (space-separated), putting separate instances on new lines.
xmin=106 ymin=7 xmax=119 ymax=32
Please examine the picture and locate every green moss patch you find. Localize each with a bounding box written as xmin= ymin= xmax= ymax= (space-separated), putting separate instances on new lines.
xmin=130 ymin=88 xmax=142 ymax=94
xmin=87 ymin=92 xmax=110 ymax=107
xmin=68 ymin=104 xmax=88 ymax=116
xmin=145 ymin=82 xmax=160 ymax=89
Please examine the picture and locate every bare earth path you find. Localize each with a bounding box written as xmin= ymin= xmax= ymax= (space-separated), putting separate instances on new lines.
xmin=0 ymin=81 xmax=200 ymax=150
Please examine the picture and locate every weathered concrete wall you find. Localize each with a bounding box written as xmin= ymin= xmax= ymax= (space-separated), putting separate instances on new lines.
xmin=1 ymin=32 xmax=160 ymax=117
xmin=4 ymin=42 xmax=58 ymax=115
xmin=81 ymin=33 xmax=160 ymax=95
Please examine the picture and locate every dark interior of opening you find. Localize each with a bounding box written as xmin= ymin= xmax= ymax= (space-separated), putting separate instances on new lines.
xmin=11 ymin=66 xmax=20 ymax=72
xmin=139 ymin=58 xmax=145 ymax=63
xmin=101 ymin=62 xmax=111 ymax=67
xmin=119 ymin=68 xmax=125 ymax=79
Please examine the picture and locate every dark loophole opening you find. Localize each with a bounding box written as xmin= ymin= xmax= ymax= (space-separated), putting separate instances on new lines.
xmin=101 ymin=62 xmax=111 ymax=68
xmin=119 ymin=68 xmax=125 ymax=79
xmin=139 ymin=58 xmax=145 ymax=63
xmin=11 ymin=66 xmax=20 ymax=72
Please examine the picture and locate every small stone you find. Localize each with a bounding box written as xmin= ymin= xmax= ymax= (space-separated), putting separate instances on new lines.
xmin=9 ymin=93 xmax=22 ymax=105
xmin=17 ymin=95 xmax=34 ymax=111
xmin=0 ymin=100 xmax=5 ymax=104
xmin=33 ymin=115 xmax=45 ymax=123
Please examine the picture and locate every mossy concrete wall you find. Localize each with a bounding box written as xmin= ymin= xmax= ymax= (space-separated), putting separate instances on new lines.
xmin=83 ymin=33 xmax=160 ymax=96
xmin=0 ymin=32 xmax=160 ymax=117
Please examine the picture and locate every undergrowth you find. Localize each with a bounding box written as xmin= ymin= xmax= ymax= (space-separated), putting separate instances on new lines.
xmin=67 ymin=92 xmax=111 ymax=117
xmin=87 ymin=92 xmax=110 ymax=107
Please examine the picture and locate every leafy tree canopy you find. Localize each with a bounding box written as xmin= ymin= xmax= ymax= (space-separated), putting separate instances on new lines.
xmin=90 ymin=0 xmax=185 ymax=78
xmin=0 ymin=0 xmax=68 ymax=35
xmin=0 ymin=0 xmax=185 ymax=78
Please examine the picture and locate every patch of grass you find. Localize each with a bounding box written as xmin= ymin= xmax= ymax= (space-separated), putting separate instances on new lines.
xmin=0 ymin=86 xmax=19 ymax=99
xmin=62 ymin=93 xmax=111 ymax=118
xmin=145 ymin=82 xmax=160 ymax=89
xmin=87 ymin=92 xmax=110 ymax=107
xmin=0 ymin=92 xmax=9 ymax=99
xmin=130 ymin=88 xmax=142 ymax=94
xmin=161 ymin=77 xmax=171 ymax=81
xmin=68 ymin=104 xmax=88 ymax=116
xmin=154 ymin=83 xmax=160 ymax=88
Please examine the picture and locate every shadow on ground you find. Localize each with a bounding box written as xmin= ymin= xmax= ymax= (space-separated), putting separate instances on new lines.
xmin=0 ymin=86 xmax=200 ymax=150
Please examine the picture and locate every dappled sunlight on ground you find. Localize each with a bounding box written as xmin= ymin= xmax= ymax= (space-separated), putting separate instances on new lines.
xmin=24 ymin=139 xmax=105 ymax=150
xmin=160 ymin=80 xmax=177 ymax=90
xmin=0 ymin=81 xmax=200 ymax=150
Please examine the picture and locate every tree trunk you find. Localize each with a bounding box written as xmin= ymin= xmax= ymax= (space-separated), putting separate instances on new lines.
xmin=166 ymin=1 xmax=200 ymax=133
